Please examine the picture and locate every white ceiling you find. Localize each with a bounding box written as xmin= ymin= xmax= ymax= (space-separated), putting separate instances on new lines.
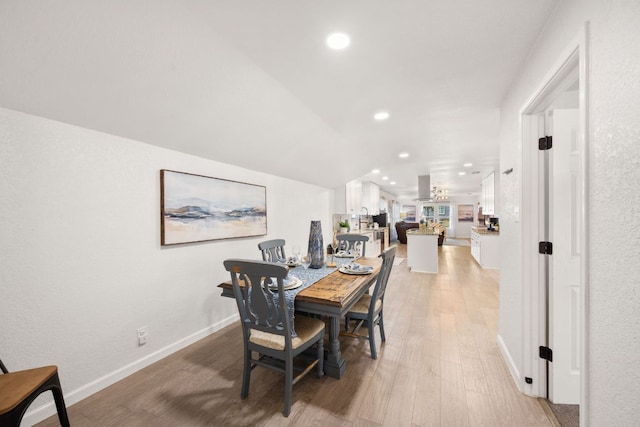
xmin=0 ymin=0 xmax=558 ymax=200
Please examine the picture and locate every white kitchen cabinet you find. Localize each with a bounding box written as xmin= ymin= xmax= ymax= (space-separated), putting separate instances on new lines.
xmin=482 ymin=172 xmax=495 ymax=215
xmin=361 ymin=181 xmax=380 ymax=215
xmin=471 ymin=229 xmax=500 ymax=269
xmin=471 ymin=232 xmax=481 ymax=262
xmin=363 ymin=232 xmax=381 ymax=257
xmin=345 ymin=179 xmax=362 ymax=214
xmin=343 ymin=180 xmax=380 ymax=215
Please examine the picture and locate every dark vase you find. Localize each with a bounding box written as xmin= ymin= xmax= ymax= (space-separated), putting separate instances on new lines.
xmin=307 ymin=220 xmax=324 ymax=268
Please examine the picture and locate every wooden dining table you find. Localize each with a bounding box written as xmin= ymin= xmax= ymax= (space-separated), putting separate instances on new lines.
xmin=218 ymin=256 xmax=382 ymax=379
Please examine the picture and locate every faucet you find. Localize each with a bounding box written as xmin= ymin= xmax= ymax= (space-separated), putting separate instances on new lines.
xmin=360 ymin=207 xmax=369 ymax=229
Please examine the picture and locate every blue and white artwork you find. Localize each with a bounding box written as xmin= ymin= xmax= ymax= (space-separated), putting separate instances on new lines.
xmin=161 ymin=170 xmax=267 ymax=245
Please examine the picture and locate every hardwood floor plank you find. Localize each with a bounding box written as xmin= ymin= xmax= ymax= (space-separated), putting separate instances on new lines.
xmin=465 ymin=389 xmax=501 ymax=427
xmin=355 ymin=336 xmax=400 ymax=424
xmin=412 ymin=371 xmax=441 ymax=426
xmin=36 ymin=243 xmax=552 ymax=427
xmin=440 ymin=360 xmax=470 ymax=426
xmin=382 ymin=329 xmax=421 ymax=426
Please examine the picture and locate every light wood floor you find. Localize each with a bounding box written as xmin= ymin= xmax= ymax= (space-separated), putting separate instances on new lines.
xmin=38 ymin=244 xmax=552 ymax=426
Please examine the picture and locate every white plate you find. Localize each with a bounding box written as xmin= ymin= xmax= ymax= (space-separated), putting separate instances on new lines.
xmin=268 ymin=276 xmax=303 ymax=291
xmin=339 ymin=266 xmax=372 ymax=275
xmin=286 ymin=261 xmax=300 ymax=267
xmin=334 ymin=251 xmax=358 ymax=258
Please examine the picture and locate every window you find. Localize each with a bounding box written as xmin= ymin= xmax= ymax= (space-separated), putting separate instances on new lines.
xmin=438 ymin=205 xmax=451 ymax=228
xmin=423 ymin=205 xmax=435 ymax=222
xmin=422 ymin=203 xmax=450 ymax=228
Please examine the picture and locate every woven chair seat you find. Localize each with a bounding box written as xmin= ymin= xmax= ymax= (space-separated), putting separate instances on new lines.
xmin=250 ymin=316 xmax=325 ymax=351
xmin=349 ymin=294 xmax=382 ymax=315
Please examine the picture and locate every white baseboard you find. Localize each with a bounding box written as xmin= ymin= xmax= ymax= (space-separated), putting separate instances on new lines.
xmin=23 ymin=314 xmax=239 ymax=426
xmin=497 ymin=333 xmax=523 ymax=392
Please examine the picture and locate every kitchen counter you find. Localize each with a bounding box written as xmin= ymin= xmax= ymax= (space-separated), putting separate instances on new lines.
xmin=406 ymin=229 xmax=441 ymax=236
xmin=343 ymin=228 xmax=380 ymax=234
xmin=471 ymin=226 xmax=500 ymax=235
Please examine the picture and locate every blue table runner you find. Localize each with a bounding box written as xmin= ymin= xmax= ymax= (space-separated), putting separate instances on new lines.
xmin=277 ymin=258 xmax=354 ymax=336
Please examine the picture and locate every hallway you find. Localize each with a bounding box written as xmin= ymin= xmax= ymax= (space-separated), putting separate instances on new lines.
xmin=38 ymin=244 xmax=552 ymax=426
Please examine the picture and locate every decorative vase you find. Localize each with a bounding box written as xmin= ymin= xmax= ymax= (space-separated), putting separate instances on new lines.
xmin=307 ymin=220 xmax=324 ymax=269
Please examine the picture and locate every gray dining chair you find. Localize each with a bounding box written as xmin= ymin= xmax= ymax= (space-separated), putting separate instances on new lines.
xmin=335 ymin=234 xmax=369 ymax=257
xmin=223 ymin=259 xmax=324 ymax=417
xmin=344 ymin=245 xmax=396 ymax=359
xmin=258 ymin=239 xmax=287 ymax=263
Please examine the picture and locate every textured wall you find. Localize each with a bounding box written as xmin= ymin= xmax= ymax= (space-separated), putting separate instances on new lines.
xmin=588 ymin=1 xmax=640 ymax=425
xmin=498 ymin=0 xmax=640 ymax=425
xmin=0 ymin=107 xmax=334 ymax=423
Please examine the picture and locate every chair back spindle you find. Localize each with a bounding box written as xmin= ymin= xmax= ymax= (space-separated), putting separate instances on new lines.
xmin=258 ymin=239 xmax=287 ymax=263
xmin=225 ymin=259 xmax=291 ymax=340
xmin=335 ymin=234 xmax=369 ymax=257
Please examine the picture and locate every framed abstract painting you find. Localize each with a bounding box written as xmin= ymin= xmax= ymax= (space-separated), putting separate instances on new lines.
xmin=160 ymin=170 xmax=267 ymax=245
xmin=457 ymin=204 xmax=474 ymax=222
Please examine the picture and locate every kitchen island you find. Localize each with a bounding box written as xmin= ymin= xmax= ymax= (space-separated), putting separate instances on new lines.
xmin=406 ymin=229 xmax=439 ymax=273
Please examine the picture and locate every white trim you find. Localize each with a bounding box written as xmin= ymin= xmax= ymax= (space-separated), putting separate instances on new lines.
xmin=518 ymin=22 xmax=590 ymax=426
xmin=497 ymin=334 xmax=522 ymax=390
xmin=22 ymin=314 xmax=239 ymax=426
xmin=520 ymin=113 xmax=544 ymax=397
xmin=578 ymin=22 xmax=590 ymax=427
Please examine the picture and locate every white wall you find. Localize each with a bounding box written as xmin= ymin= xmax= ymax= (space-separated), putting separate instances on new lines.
xmin=0 ymin=107 xmax=335 ymax=424
xmin=449 ymin=196 xmax=482 ymax=238
xmin=334 ymin=185 xmax=347 ymax=214
xmin=498 ymin=0 xmax=640 ymax=425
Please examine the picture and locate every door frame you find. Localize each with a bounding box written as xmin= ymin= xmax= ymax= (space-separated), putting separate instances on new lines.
xmin=519 ymin=23 xmax=590 ymax=424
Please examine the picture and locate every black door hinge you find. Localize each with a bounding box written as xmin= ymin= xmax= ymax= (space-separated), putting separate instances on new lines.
xmin=539 ymin=136 xmax=553 ymax=150
xmin=539 ymin=241 xmax=553 ymax=255
xmin=539 ymin=346 xmax=553 ymax=362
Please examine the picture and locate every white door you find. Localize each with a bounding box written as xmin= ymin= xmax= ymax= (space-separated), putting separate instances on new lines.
xmin=547 ymin=108 xmax=581 ymax=404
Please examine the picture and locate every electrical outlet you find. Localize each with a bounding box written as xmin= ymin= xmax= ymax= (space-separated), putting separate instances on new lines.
xmin=137 ymin=326 xmax=148 ymax=346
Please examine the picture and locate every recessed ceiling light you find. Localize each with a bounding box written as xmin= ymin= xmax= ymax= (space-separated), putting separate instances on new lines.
xmin=398 ymin=152 xmax=409 ymax=158
xmin=326 ymin=32 xmax=351 ymax=50
xmin=382 ymin=176 xmax=389 ymax=180
xmin=459 ymin=171 xmax=466 ymax=176
xmin=374 ymin=111 xmax=389 ymax=121
xmin=390 ymin=181 xmax=396 ymax=185
xmin=463 ymin=162 xmax=473 ymax=167
xmin=371 ymin=169 xmax=380 ymax=174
